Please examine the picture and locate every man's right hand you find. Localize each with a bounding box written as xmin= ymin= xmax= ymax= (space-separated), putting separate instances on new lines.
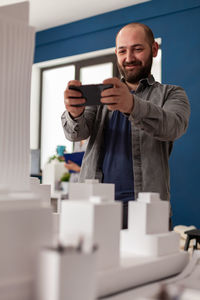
xmin=64 ymin=80 xmax=86 ymax=118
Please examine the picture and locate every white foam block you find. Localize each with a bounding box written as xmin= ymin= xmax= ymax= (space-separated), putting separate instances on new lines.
xmin=121 ymin=230 xmax=180 ymax=256
xmin=0 ymin=277 xmax=32 ymax=300
xmin=30 ymin=177 xmax=51 ymax=205
xmin=60 ymin=200 xmax=121 ymax=270
xmin=37 ymin=248 xmax=96 ymax=300
xmin=0 ymin=200 xmax=53 ymax=288
xmin=69 ymin=182 xmax=114 ymax=202
xmin=138 ymin=192 xmax=161 ymax=203
xmin=52 ymin=212 xmax=60 ymax=240
xmin=0 ymin=3 xmax=35 ymax=192
xmin=128 ymin=200 xmax=169 ymax=234
xmin=0 ymin=2 xmax=29 ymax=23
xmin=42 ymin=161 xmax=66 ymax=194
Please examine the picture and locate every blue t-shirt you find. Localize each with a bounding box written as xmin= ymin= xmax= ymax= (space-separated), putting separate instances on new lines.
xmin=102 ymin=110 xmax=134 ymax=202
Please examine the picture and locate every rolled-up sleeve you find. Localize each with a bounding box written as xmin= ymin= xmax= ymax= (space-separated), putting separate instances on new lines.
xmin=61 ymin=106 xmax=97 ymax=141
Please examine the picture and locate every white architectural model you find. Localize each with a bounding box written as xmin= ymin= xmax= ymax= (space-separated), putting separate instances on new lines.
xmin=69 ymin=179 xmax=115 ymax=200
xmin=121 ymin=193 xmax=180 ymax=256
xmin=60 ymin=183 xmax=189 ymax=298
xmin=0 ymin=3 xmax=53 ymax=300
xmin=0 ymin=2 xmax=192 ymax=300
xmin=37 ymin=244 xmax=97 ymax=300
xmin=60 ymin=180 xmax=120 ymax=270
xmin=0 ymin=1 xmax=34 ymax=191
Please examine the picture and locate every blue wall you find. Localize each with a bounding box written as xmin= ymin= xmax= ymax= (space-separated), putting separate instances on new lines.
xmin=35 ymin=0 xmax=200 ymax=227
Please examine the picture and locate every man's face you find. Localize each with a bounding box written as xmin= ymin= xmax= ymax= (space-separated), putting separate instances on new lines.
xmin=115 ymin=26 xmax=154 ymax=84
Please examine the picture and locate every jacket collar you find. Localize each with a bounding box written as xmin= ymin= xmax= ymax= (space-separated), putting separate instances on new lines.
xmin=121 ymin=74 xmax=155 ymax=88
xmin=140 ymin=74 xmax=155 ymax=86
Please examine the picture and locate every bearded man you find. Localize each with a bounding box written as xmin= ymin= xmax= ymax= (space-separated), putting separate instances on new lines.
xmin=62 ymin=23 xmax=190 ymax=229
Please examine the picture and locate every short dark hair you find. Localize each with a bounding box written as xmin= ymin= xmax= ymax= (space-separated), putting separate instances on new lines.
xmin=116 ymin=23 xmax=155 ymax=46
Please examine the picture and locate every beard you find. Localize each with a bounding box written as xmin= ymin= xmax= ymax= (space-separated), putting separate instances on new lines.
xmin=117 ymin=52 xmax=153 ymax=84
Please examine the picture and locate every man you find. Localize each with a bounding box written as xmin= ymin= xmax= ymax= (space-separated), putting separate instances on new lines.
xmin=61 ymin=23 xmax=190 ymax=229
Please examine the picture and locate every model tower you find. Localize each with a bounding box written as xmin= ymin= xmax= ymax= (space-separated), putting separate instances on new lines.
xmin=0 ymin=4 xmax=53 ymax=300
xmin=0 ymin=1 xmax=35 ymax=191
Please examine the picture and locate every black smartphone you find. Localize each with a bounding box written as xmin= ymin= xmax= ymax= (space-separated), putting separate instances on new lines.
xmin=69 ymin=83 xmax=113 ymax=106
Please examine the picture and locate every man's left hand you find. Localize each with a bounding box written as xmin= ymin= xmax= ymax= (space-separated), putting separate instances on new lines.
xmin=101 ymin=77 xmax=134 ymax=114
xmin=64 ymin=161 xmax=81 ymax=173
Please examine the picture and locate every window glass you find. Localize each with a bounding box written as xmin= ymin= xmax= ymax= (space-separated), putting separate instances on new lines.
xmin=80 ymin=62 xmax=113 ymax=84
xmin=41 ymin=65 xmax=74 ymax=168
xmin=152 ymin=48 xmax=162 ymax=82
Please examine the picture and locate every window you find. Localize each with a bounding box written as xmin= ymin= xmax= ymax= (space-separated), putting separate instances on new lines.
xmin=80 ymin=62 xmax=113 ymax=84
xmin=152 ymin=45 xmax=162 ymax=82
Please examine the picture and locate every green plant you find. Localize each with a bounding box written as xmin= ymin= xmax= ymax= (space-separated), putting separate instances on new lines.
xmin=60 ymin=172 xmax=70 ymax=182
xmin=48 ymin=155 xmax=64 ymax=163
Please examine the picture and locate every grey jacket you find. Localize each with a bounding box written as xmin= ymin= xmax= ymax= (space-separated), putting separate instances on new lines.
xmin=61 ymin=76 xmax=190 ymax=201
